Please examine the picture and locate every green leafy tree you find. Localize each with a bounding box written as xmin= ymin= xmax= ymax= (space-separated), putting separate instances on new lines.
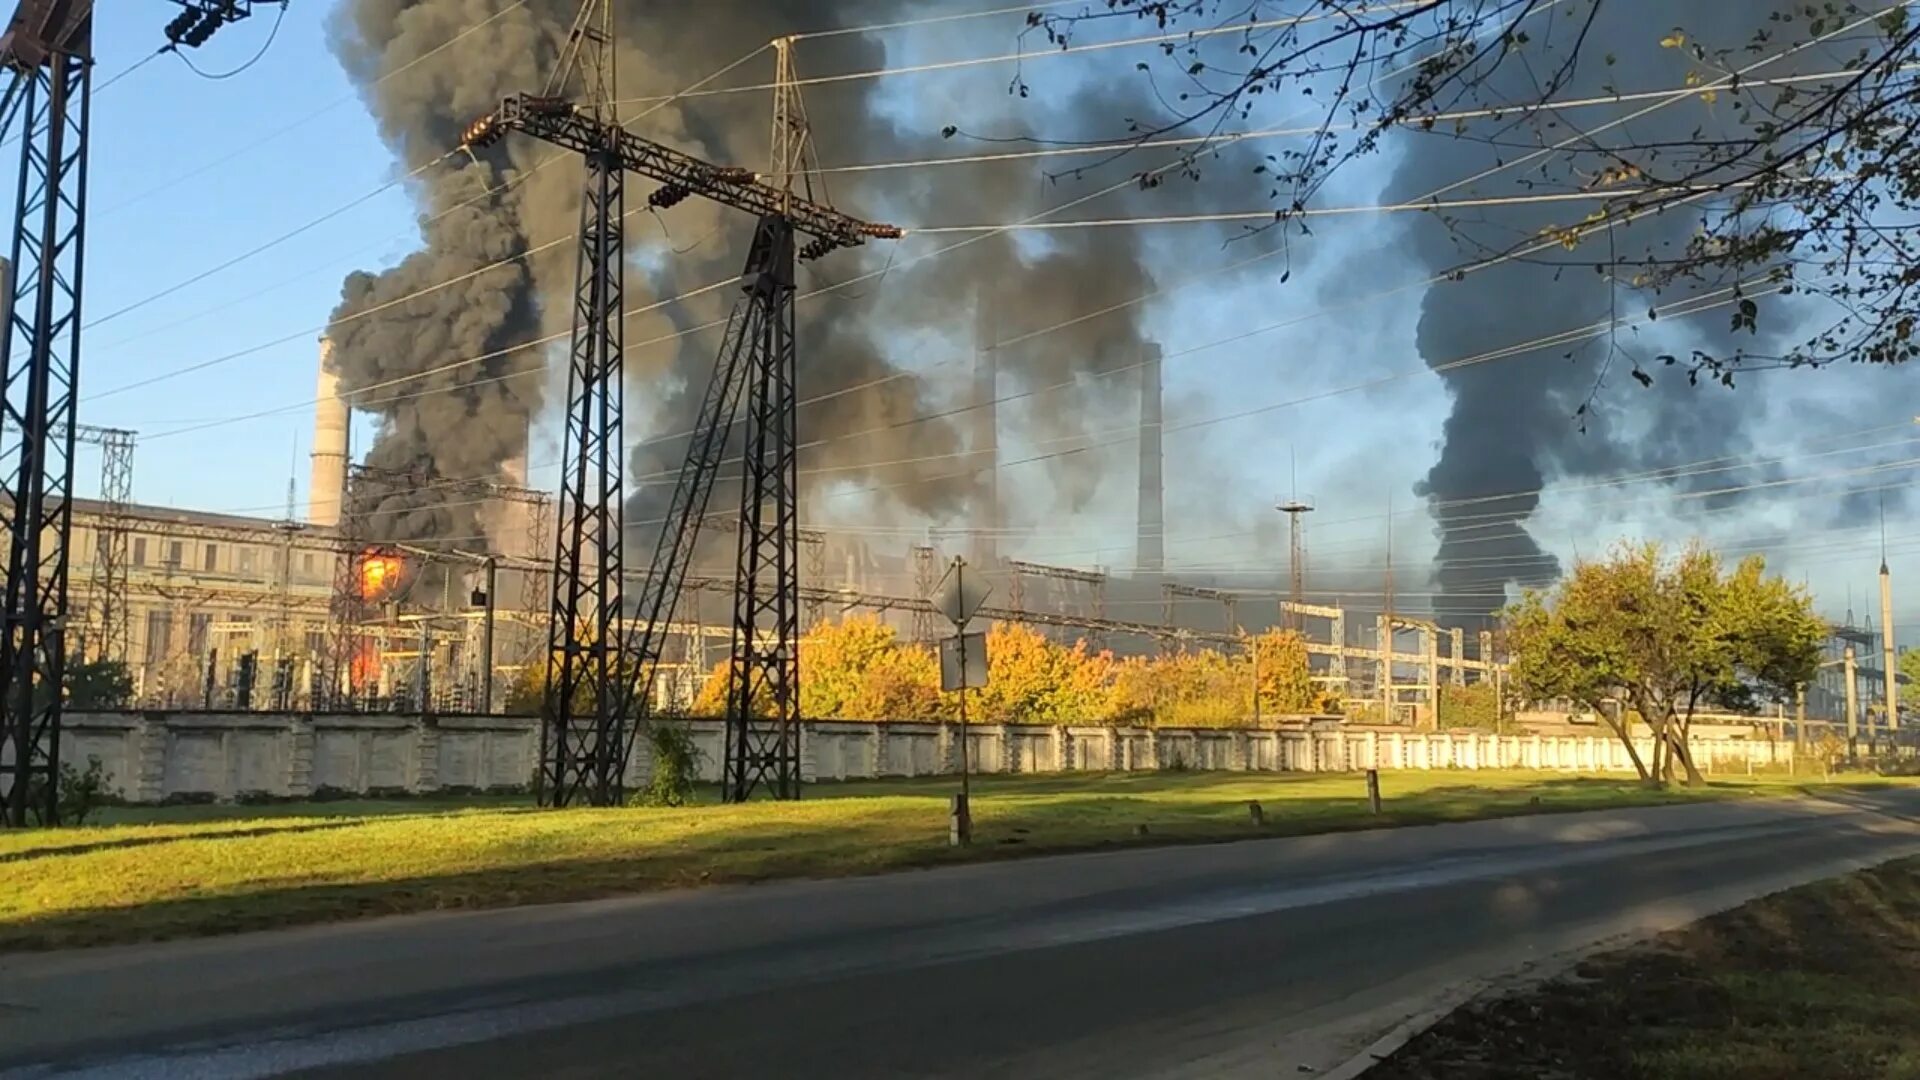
xmin=1898 ymin=649 xmax=1920 ymax=711
xmin=1505 ymin=542 xmax=1822 ymax=787
xmin=62 ymin=658 xmax=132 ymax=710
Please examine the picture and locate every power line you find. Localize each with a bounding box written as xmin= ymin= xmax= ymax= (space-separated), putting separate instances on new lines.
xmin=94 ymin=0 xmax=1578 ymax=427
xmin=611 ymin=3 xmax=1432 ymax=107
xmin=170 ymin=1 xmax=288 ymax=81
xmin=96 ymin=1 xmax=533 ymax=221
xmin=806 ymin=66 xmax=1916 ymax=177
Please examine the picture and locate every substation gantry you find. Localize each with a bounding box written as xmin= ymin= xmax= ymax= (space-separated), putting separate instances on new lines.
xmin=0 ymin=2 xmax=285 ymax=827
xmin=460 ymin=2 xmax=900 ymax=808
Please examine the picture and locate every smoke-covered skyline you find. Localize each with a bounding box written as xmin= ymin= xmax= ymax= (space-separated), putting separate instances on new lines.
xmin=288 ymin=0 xmax=1920 ymax=622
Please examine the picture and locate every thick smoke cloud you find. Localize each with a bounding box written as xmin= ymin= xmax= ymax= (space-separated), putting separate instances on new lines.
xmin=328 ymin=1 xmax=570 ymax=548
xmin=1382 ymin=0 xmax=1819 ymax=622
xmin=327 ymin=1 xmax=1277 ymax=571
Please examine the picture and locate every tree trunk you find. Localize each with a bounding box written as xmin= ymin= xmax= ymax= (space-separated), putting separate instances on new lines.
xmin=1670 ymin=727 xmax=1705 ymax=786
xmin=1596 ymin=703 xmax=1652 ymax=783
xmin=1640 ymin=698 xmax=1673 ymax=789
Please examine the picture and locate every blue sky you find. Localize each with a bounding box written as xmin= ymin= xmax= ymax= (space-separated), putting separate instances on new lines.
xmin=77 ymin=3 xmax=405 ymax=514
xmin=44 ymin=2 xmax=1920 ymax=630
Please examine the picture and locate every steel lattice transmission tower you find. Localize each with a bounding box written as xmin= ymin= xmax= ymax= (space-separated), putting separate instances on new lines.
xmin=0 ymin=2 xmax=89 ymax=827
xmin=76 ymin=423 xmax=132 ymax=663
xmin=462 ymin=11 xmax=899 ymax=807
xmin=0 ymin=0 xmax=287 ymax=828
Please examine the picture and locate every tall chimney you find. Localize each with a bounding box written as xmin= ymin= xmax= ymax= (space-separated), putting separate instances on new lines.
xmin=1137 ymin=344 xmax=1164 ymax=575
xmin=1883 ymin=558 xmax=1899 ymax=731
xmin=973 ymin=289 xmax=999 ymax=567
xmin=308 ymin=337 xmax=348 ymax=527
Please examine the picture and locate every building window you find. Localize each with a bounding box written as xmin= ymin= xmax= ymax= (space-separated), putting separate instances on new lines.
xmin=167 ymin=541 xmax=183 ymax=569
xmin=204 ymin=544 xmax=218 ymax=572
xmin=187 ymin=613 xmax=211 ymax=657
xmin=301 ymin=552 xmax=314 ymax=575
xmin=143 ymin=609 xmax=172 ymax=668
xmin=132 ymin=537 xmax=146 ymax=566
xmin=237 ymin=547 xmax=254 ymax=574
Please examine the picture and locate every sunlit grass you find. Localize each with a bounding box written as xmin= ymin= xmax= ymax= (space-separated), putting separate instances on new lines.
xmin=1 ymin=768 xmax=1903 ymax=953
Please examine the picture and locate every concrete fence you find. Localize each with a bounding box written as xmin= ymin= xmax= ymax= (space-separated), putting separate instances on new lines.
xmin=50 ymin=711 xmax=1796 ymax=803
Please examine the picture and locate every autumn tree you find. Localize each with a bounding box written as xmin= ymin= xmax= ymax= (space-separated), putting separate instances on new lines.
xmin=1249 ymin=629 xmax=1324 ymax=715
xmin=799 ymin=616 xmax=947 ymax=721
xmin=503 ymin=629 xmax=652 ymax=719
xmin=972 ymin=622 xmax=1115 ymax=724
xmin=1505 ymin=542 xmax=1822 ymax=786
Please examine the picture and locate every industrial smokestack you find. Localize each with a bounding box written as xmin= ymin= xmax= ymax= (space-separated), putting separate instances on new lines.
xmin=1137 ymin=345 xmax=1164 ymax=576
xmin=308 ymin=338 xmax=348 ymax=528
xmin=973 ymin=290 xmax=998 ymax=567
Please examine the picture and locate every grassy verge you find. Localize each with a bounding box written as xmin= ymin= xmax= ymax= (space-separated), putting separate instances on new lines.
xmin=0 ymin=769 xmax=1896 ymax=953
xmin=1372 ymin=855 xmax=1920 ymax=1080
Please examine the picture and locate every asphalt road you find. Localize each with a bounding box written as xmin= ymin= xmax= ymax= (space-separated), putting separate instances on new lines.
xmin=5 ymin=790 xmax=1920 ymax=1079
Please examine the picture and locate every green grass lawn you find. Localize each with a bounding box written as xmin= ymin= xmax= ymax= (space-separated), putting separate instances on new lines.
xmin=0 ymin=769 xmax=1902 ymax=953
xmin=1372 ymin=855 xmax=1920 ymax=1079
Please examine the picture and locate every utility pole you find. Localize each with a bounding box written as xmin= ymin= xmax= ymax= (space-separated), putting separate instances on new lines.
xmin=1881 ymin=499 xmax=1899 ymax=733
xmin=1380 ymin=490 xmax=1395 ymax=719
xmin=1845 ymin=643 xmax=1859 ymax=753
xmin=271 ymin=471 xmax=303 ymax=710
xmin=479 ymin=557 xmax=497 ymax=715
xmin=1796 ymin=683 xmax=1807 ymax=760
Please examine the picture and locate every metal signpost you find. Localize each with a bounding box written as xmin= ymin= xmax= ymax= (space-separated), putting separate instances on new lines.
xmin=932 ymin=556 xmax=990 ymax=845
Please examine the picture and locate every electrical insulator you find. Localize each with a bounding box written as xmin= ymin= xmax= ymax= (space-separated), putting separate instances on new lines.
xmin=799 ymin=237 xmax=838 ymax=262
xmin=462 ymin=116 xmax=502 ymax=149
xmin=648 ymin=184 xmax=690 ymax=209
xmin=182 ymin=12 xmax=221 ymax=48
xmin=164 ymin=9 xmax=199 ymax=43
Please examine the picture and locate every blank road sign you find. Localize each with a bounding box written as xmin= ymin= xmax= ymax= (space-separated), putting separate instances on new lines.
xmin=932 ymin=561 xmax=992 ymax=629
xmin=940 ymin=631 xmax=988 ymax=691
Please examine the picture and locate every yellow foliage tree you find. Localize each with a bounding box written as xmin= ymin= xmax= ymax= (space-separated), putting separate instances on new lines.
xmin=675 ymin=618 xmax=1329 ymax=729
xmin=971 ymin=623 xmax=1113 ymax=724
xmin=1248 ymin=629 xmax=1330 ymax=715
xmin=799 ymin=616 xmax=908 ymax=719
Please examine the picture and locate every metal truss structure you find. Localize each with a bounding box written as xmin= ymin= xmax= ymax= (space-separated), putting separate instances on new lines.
xmin=464 ymin=6 xmax=898 ymax=806
xmin=324 ymin=465 xmax=374 ymax=711
xmin=0 ymin=0 xmax=287 ymax=827
xmin=73 ymin=423 xmax=131 ymax=663
xmin=324 ymin=463 xmax=545 ymax=713
xmin=0 ymin=2 xmax=89 ymax=826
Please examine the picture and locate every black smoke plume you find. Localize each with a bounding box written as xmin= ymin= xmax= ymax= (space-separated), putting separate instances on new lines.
xmin=327 ymin=1 xmax=1280 ymax=571
xmin=1382 ymin=0 xmax=1816 ymax=621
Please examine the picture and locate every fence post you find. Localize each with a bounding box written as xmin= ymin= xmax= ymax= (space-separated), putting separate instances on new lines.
xmin=1366 ymin=768 xmax=1382 ymax=814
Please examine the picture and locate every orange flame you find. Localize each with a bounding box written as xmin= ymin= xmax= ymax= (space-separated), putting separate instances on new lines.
xmin=360 ymin=552 xmax=404 ymax=601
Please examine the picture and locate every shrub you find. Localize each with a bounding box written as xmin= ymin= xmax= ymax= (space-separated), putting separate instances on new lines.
xmin=633 ymin=723 xmax=703 ymax=807
xmin=26 ymin=756 xmax=118 ymax=825
xmin=1437 ymin=682 xmax=1503 ymax=731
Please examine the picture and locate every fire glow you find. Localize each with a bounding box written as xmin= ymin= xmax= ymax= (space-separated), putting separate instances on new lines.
xmin=359 ymin=551 xmax=404 ymax=601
